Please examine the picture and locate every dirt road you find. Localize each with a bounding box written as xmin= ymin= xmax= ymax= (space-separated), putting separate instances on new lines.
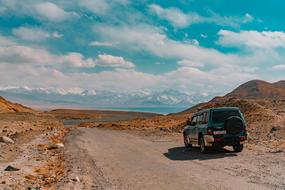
xmin=62 ymin=128 xmax=285 ymax=190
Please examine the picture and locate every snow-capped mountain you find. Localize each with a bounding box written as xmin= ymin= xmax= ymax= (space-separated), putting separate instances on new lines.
xmin=0 ymin=87 xmax=211 ymax=110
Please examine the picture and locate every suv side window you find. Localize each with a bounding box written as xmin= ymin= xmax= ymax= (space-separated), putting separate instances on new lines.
xmin=203 ymin=112 xmax=208 ymax=124
xmin=191 ymin=116 xmax=197 ymax=125
xmin=197 ymin=114 xmax=203 ymax=124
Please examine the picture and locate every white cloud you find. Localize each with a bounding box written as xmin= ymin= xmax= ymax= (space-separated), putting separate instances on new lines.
xmin=149 ymin=4 xmax=254 ymax=28
xmin=272 ymin=64 xmax=285 ymax=70
xmin=200 ymin=34 xmax=208 ymax=39
xmin=184 ymin=39 xmax=199 ymax=46
xmin=93 ymin=24 xmax=240 ymax=67
xmin=35 ymin=2 xmax=76 ymax=22
xmin=177 ymin=60 xmax=204 ymax=68
xmin=79 ymin=0 xmax=130 ymax=15
xmin=63 ymin=53 xmax=96 ymax=68
xmin=12 ymin=27 xmax=62 ymax=42
xmin=218 ymin=30 xmax=285 ymax=49
xmin=244 ymin=13 xmax=254 ymax=23
xmin=0 ymin=35 xmax=95 ymax=68
xmin=79 ymin=0 xmax=110 ymax=15
xmin=149 ymin=4 xmax=193 ymax=28
xmin=52 ymin=32 xmax=63 ymax=38
xmin=0 ymin=63 xmax=160 ymax=92
xmin=95 ymin=54 xmax=135 ymax=69
xmin=89 ymin=41 xmax=116 ymax=47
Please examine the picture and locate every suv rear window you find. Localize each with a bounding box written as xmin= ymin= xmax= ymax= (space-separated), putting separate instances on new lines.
xmin=212 ymin=110 xmax=241 ymax=124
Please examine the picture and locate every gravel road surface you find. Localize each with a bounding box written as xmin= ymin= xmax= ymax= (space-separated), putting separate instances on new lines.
xmin=62 ymin=128 xmax=285 ymax=190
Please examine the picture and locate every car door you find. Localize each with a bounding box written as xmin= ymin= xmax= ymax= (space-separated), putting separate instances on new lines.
xmin=193 ymin=114 xmax=202 ymax=143
xmin=188 ymin=116 xmax=197 ymax=142
xmin=197 ymin=112 xmax=208 ymax=136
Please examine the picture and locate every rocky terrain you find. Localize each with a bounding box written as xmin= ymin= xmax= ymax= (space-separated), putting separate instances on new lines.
xmin=224 ymin=80 xmax=285 ymax=99
xmin=0 ymin=96 xmax=33 ymax=113
xmin=0 ymin=96 xmax=66 ymax=189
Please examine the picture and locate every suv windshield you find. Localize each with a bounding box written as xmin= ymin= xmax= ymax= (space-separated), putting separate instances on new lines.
xmin=212 ymin=110 xmax=241 ymax=124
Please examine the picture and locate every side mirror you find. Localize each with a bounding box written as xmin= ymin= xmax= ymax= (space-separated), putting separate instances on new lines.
xmin=186 ymin=119 xmax=191 ymax=125
xmin=187 ymin=119 xmax=194 ymax=126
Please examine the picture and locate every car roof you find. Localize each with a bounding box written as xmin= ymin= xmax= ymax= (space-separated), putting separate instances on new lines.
xmin=193 ymin=107 xmax=239 ymax=116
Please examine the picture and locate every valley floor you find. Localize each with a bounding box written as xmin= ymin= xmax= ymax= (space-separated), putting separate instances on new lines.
xmin=61 ymin=127 xmax=285 ymax=190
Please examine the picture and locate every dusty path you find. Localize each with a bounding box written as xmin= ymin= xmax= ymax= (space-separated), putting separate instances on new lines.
xmin=63 ymin=128 xmax=285 ymax=190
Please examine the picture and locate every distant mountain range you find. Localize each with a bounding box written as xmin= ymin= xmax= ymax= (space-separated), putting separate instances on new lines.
xmin=2 ymin=80 xmax=284 ymax=112
xmin=0 ymin=87 xmax=211 ymax=109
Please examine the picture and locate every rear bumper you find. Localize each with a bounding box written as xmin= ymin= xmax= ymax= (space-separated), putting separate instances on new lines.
xmin=204 ymin=135 xmax=246 ymax=147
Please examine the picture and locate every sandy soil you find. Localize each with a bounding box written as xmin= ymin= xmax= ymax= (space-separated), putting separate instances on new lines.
xmin=62 ymin=127 xmax=285 ymax=190
xmin=49 ymin=109 xmax=160 ymax=125
xmin=0 ymin=112 xmax=67 ymax=189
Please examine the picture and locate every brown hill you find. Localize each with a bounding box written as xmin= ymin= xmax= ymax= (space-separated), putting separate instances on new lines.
xmin=0 ymin=96 xmax=33 ymax=113
xmin=225 ymin=80 xmax=285 ymax=99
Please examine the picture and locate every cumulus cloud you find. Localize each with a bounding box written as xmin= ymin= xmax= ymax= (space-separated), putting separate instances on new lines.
xmin=95 ymin=54 xmax=135 ymax=69
xmin=79 ymin=0 xmax=130 ymax=15
xmin=0 ymin=35 xmax=95 ymax=68
xmin=93 ymin=23 xmax=240 ymax=67
xmin=272 ymin=64 xmax=285 ymax=70
xmin=217 ymin=30 xmax=285 ymax=49
xmin=177 ymin=60 xmax=204 ymax=68
xmin=79 ymin=0 xmax=110 ymax=15
xmin=149 ymin=4 xmax=254 ymax=28
xmin=35 ymin=2 xmax=76 ymax=22
xmin=89 ymin=41 xmax=116 ymax=47
xmin=62 ymin=53 xmax=95 ymax=68
xmin=0 ymin=63 xmax=160 ymax=92
xmin=12 ymin=27 xmax=62 ymax=42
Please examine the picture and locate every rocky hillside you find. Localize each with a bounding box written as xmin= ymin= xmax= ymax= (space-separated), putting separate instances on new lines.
xmin=0 ymin=96 xmax=33 ymax=113
xmin=225 ymin=80 xmax=285 ymax=99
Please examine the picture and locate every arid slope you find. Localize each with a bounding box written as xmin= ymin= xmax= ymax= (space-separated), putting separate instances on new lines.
xmin=0 ymin=96 xmax=33 ymax=113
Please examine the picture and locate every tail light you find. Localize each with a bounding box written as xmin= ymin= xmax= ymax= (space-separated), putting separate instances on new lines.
xmin=207 ymin=128 xmax=213 ymax=135
xmin=240 ymin=136 xmax=247 ymax=141
xmin=214 ymin=137 xmax=222 ymax=141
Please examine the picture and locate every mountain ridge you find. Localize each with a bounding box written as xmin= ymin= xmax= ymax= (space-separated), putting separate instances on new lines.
xmin=0 ymin=96 xmax=33 ymax=113
xmin=225 ymin=79 xmax=285 ymax=99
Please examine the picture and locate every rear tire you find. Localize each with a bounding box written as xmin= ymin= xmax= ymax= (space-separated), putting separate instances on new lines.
xmin=184 ymin=134 xmax=192 ymax=148
xmin=233 ymin=144 xmax=243 ymax=152
xmin=199 ymin=136 xmax=209 ymax=154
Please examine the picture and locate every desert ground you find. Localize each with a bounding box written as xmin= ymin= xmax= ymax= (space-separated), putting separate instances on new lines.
xmin=1 ymin=91 xmax=285 ymax=189
xmin=59 ymin=127 xmax=285 ymax=190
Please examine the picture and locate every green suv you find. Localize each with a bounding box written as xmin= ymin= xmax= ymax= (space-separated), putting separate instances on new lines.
xmin=183 ymin=107 xmax=247 ymax=153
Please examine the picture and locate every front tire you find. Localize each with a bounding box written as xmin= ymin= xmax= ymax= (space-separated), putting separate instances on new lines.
xmin=233 ymin=144 xmax=243 ymax=152
xmin=199 ymin=136 xmax=209 ymax=154
xmin=184 ymin=134 xmax=192 ymax=148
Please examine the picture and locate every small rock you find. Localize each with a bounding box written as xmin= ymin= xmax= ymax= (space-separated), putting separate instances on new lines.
xmin=48 ymin=142 xmax=64 ymax=149
xmin=72 ymin=176 xmax=80 ymax=182
xmin=269 ymin=150 xmax=284 ymax=154
xmin=4 ymin=165 xmax=19 ymax=171
xmin=56 ymin=143 xmax=64 ymax=148
xmin=0 ymin=136 xmax=15 ymax=144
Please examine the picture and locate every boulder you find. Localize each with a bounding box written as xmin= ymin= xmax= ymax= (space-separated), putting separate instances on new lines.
xmin=48 ymin=142 xmax=64 ymax=149
xmin=0 ymin=136 xmax=15 ymax=144
xmin=4 ymin=165 xmax=19 ymax=171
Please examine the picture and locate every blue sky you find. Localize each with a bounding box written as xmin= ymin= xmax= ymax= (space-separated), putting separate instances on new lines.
xmin=0 ymin=0 xmax=284 ymax=99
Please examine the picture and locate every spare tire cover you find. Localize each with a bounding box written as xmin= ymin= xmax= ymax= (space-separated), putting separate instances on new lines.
xmin=224 ymin=116 xmax=244 ymax=135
